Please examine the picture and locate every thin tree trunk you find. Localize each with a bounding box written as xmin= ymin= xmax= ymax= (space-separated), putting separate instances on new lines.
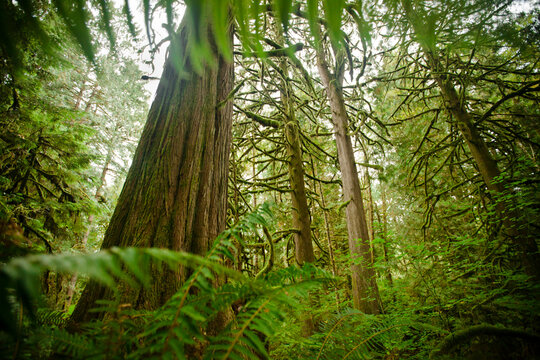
xmin=65 ymin=140 xmax=114 ymax=311
xmin=64 ymin=274 xmax=78 ymax=310
xmin=70 ymin=11 xmax=234 ymax=324
xmin=276 ymin=43 xmax=315 ymax=266
xmin=379 ymin=188 xmax=393 ymax=287
xmin=81 ymin=138 xmax=113 ymax=247
xmin=313 ymin=158 xmax=337 ymax=277
xmin=311 ymin=155 xmax=340 ymax=305
xmin=231 ymin=146 xmax=244 ymax=272
xmin=272 ymin=25 xmax=315 ymax=336
xmin=359 ymin=144 xmax=376 ymax=264
xmin=316 ymin=46 xmax=381 ymax=314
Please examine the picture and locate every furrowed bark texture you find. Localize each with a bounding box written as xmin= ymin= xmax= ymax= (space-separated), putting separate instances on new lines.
xmin=316 ymin=48 xmax=381 ymax=314
xmin=70 ymin=14 xmax=233 ymax=324
xmin=402 ymin=0 xmax=540 ymax=281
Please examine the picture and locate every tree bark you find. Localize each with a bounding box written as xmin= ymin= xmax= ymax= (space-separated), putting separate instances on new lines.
xmin=268 ymin=24 xmax=316 ymax=336
xmin=359 ymin=144 xmax=376 ymax=265
xmin=380 ymin=188 xmax=393 ymax=287
xmin=316 ymin=46 xmax=381 ymax=314
xmin=70 ymin=12 xmax=233 ymax=323
xmin=276 ymin=45 xmax=315 ymax=266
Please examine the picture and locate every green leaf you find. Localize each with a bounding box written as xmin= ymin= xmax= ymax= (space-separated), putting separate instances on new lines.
xmin=97 ymin=0 xmax=116 ymax=52
xmin=143 ymin=0 xmax=152 ymax=45
xmin=322 ymin=0 xmax=344 ymax=46
xmin=273 ymin=0 xmax=292 ymax=33
xmin=212 ymin=0 xmax=233 ymax=61
xmin=181 ymin=304 xmax=206 ymax=322
xmin=185 ymin=0 xmax=204 ymax=41
xmin=53 ymin=0 xmax=95 ymax=64
xmin=123 ymin=0 xmax=137 ymax=38
xmin=200 ymin=266 xmax=215 ymax=280
xmin=244 ymin=330 xmax=268 ymax=357
xmin=307 ymin=0 xmax=320 ymax=43
xmin=169 ymin=336 xmax=187 ymax=359
xmin=234 ymin=0 xmax=252 ymax=50
xmin=115 ymin=247 xmax=151 ymax=287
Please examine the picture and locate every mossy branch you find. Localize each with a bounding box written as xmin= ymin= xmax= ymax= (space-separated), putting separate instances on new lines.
xmin=240 ymin=109 xmax=280 ymax=129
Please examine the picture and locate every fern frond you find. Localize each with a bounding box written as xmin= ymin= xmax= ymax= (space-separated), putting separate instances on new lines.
xmin=36 ymin=308 xmax=69 ymax=327
xmin=0 ymin=246 xmax=246 ymax=336
xmin=205 ymin=265 xmax=330 ymax=360
xmin=314 ymin=311 xmax=433 ymax=360
xmin=316 ymin=309 xmax=363 ymax=360
xmin=49 ymin=328 xmax=96 ymax=359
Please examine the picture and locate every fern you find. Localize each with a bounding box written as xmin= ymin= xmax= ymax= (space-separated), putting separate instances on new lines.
xmin=130 ymin=205 xmax=330 ymax=359
xmin=36 ymin=308 xmax=69 ymax=327
xmin=206 ymin=271 xmax=324 ymax=360
xmin=49 ymin=329 xmax=96 ymax=359
xmin=0 ymin=205 xmax=247 ymax=347
xmin=311 ymin=310 xmax=446 ymax=360
xmin=0 ymin=203 xmax=334 ymax=359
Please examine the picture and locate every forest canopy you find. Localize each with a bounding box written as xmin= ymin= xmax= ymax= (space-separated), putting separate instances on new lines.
xmin=1 ymin=0 xmax=539 ymax=359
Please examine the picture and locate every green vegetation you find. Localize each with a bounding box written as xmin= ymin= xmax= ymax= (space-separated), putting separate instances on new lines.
xmin=1 ymin=1 xmax=539 ymax=359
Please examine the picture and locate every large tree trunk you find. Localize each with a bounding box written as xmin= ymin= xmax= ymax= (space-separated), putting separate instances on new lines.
xmin=70 ymin=12 xmax=233 ymax=324
xmin=316 ymin=47 xmax=381 ymax=314
xmin=402 ymin=0 xmax=540 ymax=281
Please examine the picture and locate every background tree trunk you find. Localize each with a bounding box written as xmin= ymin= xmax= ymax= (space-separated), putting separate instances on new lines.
xmin=316 ymin=46 xmax=381 ymax=314
xmin=70 ymin=12 xmax=233 ymax=324
xmin=277 ymin=45 xmax=315 ymax=266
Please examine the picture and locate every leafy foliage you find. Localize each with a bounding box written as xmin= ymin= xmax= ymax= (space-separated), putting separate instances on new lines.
xmin=0 ymin=204 xmax=334 ymax=359
xmin=0 ymin=13 xmax=98 ymax=258
xmin=2 ymin=0 xmax=351 ymax=75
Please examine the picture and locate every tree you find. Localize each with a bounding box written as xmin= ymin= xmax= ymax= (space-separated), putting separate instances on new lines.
xmin=315 ymin=37 xmax=381 ymax=314
xmin=276 ymin=37 xmax=316 ymax=268
xmin=3 ymin=1 xmax=540 ymax=358
xmin=70 ymin=7 xmax=234 ymax=324
xmin=0 ymin=4 xmax=99 ymax=260
xmin=396 ymin=0 xmax=540 ymax=280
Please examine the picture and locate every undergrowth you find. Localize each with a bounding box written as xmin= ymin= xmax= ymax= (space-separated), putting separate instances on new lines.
xmin=1 ymin=203 xmax=539 ymax=359
xmin=0 ymin=204 xmax=331 ymax=359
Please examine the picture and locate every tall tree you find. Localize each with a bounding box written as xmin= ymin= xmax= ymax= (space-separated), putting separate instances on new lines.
xmin=399 ymin=0 xmax=540 ymax=280
xmin=315 ymin=39 xmax=381 ymax=314
xmin=71 ymin=8 xmax=234 ymax=323
xmin=277 ymin=41 xmax=315 ymax=267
